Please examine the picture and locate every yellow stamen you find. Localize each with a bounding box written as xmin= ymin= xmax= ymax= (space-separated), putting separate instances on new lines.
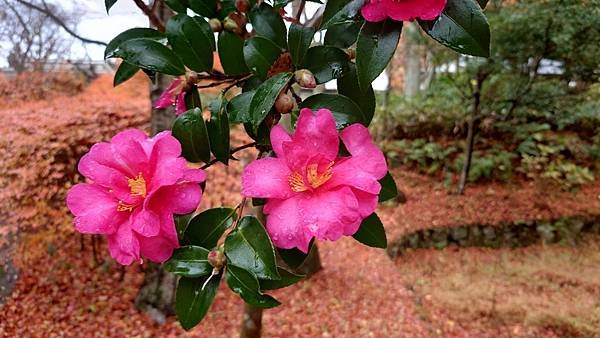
xmin=306 ymin=162 xmax=334 ymax=189
xmin=128 ymin=173 xmax=147 ymax=197
xmin=287 ymin=161 xmax=334 ymax=192
xmin=288 ymin=172 xmax=308 ymax=192
xmin=117 ymin=201 xmax=135 ymax=212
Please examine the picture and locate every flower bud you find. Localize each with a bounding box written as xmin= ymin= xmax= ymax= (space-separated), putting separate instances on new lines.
xmin=209 ymin=18 xmax=222 ymax=32
xmin=346 ymin=47 xmax=356 ymax=60
xmin=207 ymin=250 xmax=226 ymax=270
xmin=223 ymin=17 xmax=241 ymax=34
xmin=235 ymin=0 xmax=250 ymax=13
xmin=275 ymin=92 xmax=294 ymax=114
xmin=294 ymin=69 xmax=317 ymax=89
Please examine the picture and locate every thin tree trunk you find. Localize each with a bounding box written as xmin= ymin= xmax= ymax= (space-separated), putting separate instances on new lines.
xmin=457 ymin=75 xmax=483 ymax=195
xmin=403 ymin=22 xmax=420 ymax=98
xmin=240 ymin=303 xmax=263 ymax=338
xmin=135 ymin=1 xmax=176 ymax=323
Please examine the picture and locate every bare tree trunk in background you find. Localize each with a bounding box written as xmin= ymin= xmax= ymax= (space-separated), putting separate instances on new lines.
xmin=135 ymin=1 xmax=177 ymax=323
xmin=457 ymin=74 xmax=483 ymax=195
xmin=403 ymin=22 xmax=420 ymax=98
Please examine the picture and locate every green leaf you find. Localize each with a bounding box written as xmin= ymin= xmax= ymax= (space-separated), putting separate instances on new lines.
xmin=276 ymin=240 xmax=315 ymax=270
xmin=105 ymin=28 xmax=165 ymax=59
xmin=113 ymin=62 xmax=139 ymax=87
xmin=302 ymin=46 xmax=350 ymax=84
xmin=249 ymin=4 xmax=287 ymax=49
xmin=378 ymin=172 xmax=398 ymax=202
xmin=186 ymin=208 xmax=237 ymax=249
xmin=288 ymin=24 xmax=315 ymax=67
xmin=227 ymin=91 xmax=255 ymax=123
xmin=321 ymin=0 xmax=365 ymax=29
xmin=206 ymin=96 xmax=230 ymax=164
xmin=112 ymin=38 xmax=185 ymax=76
xmin=337 ymin=63 xmax=375 ymax=122
xmin=189 ymin=0 xmax=218 ymax=17
xmin=105 ymin=0 xmax=118 ymax=13
xmin=165 ymin=0 xmax=188 ymax=12
xmin=165 ymin=246 xmax=213 ymax=277
xmin=175 ymin=213 xmax=193 ymax=241
xmin=218 ymin=31 xmax=250 ymax=75
xmin=185 ymin=88 xmax=202 ymax=109
xmin=356 ymin=19 xmax=402 ymax=91
xmin=243 ymin=37 xmax=283 ymax=80
xmin=175 ymin=274 xmax=221 ymax=330
xmin=419 ymin=0 xmax=490 ymax=57
xmin=226 ymin=265 xmax=280 ymax=308
xmin=259 ymin=268 xmax=304 ymax=290
xmin=224 ymin=216 xmax=280 ymax=280
xmin=352 ymin=213 xmax=387 ymax=248
xmin=166 ymin=14 xmax=215 ymax=72
xmin=324 ymin=19 xmax=363 ymax=48
xmin=249 ymin=72 xmax=292 ymax=132
xmin=172 ymin=108 xmax=212 ymax=163
xmin=300 ymin=93 xmax=368 ymax=128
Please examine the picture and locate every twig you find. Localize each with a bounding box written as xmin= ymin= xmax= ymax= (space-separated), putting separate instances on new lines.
xmin=200 ymin=142 xmax=258 ymax=170
xmin=221 ymin=74 xmax=254 ymax=94
xmin=295 ymin=0 xmax=306 ymax=22
xmin=132 ymin=0 xmax=165 ymax=32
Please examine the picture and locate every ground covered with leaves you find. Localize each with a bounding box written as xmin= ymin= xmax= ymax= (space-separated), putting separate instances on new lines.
xmin=0 ymin=75 xmax=598 ymax=337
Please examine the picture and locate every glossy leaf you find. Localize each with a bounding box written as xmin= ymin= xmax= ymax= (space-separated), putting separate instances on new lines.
xmin=259 ymin=268 xmax=304 ymax=290
xmin=321 ymin=0 xmax=365 ymax=29
xmin=175 ymin=274 xmax=221 ymax=330
xmin=184 ymin=88 xmax=202 ymax=109
xmin=288 ymin=24 xmax=315 ymax=66
xmin=226 ymin=265 xmax=281 ymax=308
xmin=419 ymin=0 xmax=490 ymax=57
xmin=165 ymin=246 xmax=212 ymax=277
xmin=112 ymin=38 xmax=185 ymax=76
xmin=113 ymin=62 xmax=139 ymax=87
xmin=189 ymin=0 xmax=218 ymax=17
xmin=244 ymin=37 xmax=283 ymax=80
xmin=104 ymin=28 xmax=164 ymax=59
xmin=207 ymin=96 xmax=230 ymax=164
xmin=352 ymin=213 xmax=387 ymax=248
xmin=166 ymin=14 xmax=215 ymax=72
xmin=302 ymin=46 xmax=350 ymax=84
xmin=227 ymin=91 xmax=255 ymax=123
xmin=324 ymin=20 xmax=363 ymax=48
xmin=249 ymin=72 xmax=292 ymax=132
xmin=300 ymin=93 xmax=368 ymax=128
xmin=337 ymin=63 xmax=375 ymax=122
xmin=175 ymin=213 xmax=193 ymax=241
xmin=186 ymin=208 xmax=237 ymax=249
xmin=172 ymin=108 xmax=211 ymax=163
xmin=165 ymin=0 xmax=188 ymax=12
xmin=356 ymin=19 xmax=402 ymax=91
xmin=378 ymin=172 xmax=398 ymax=202
xmin=224 ymin=216 xmax=280 ymax=280
xmin=218 ymin=31 xmax=249 ymax=75
xmin=249 ymin=4 xmax=287 ymax=49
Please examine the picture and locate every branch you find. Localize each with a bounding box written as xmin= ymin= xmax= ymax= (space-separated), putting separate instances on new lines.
xmin=133 ymin=0 xmax=166 ymax=32
xmin=200 ymin=142 xmax=258 ymax=170
xmin=14 ymin=0 xmax=108 ymax=46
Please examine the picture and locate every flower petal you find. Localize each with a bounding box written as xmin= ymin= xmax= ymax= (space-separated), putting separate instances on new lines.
xmin=293 ymin=108 xmax=339 ymax=161
xmin=264 ymin=196 xmax=312 ymax=253
xmin=351 ymin=188 xmax=379 ymax=219
xmin=175 ymin=92 xmax=187 ymax=115
xmin=67 ymin=184 xmax=124 ymax=234
xmin=130 ymin=208 xmax=161 ymax=237
xmin=270 ymin=125 xmax=292 ymax=160
xmin=385 ymin=0 xmax=446 ymax=21
xmin=107 ymin=224 xmax=140 ymax=265
xmin=299 ymin=186 xmax=361 ymax=241
xmin=242 ymin=157 xmax=295 ymax=199
xmin=147 ymin=182 xmax=203 ymax=215
xmin=361 ymin=0 xmax=388 ymax=22
xmin=339 ymin=124 xmax=387 ymax=179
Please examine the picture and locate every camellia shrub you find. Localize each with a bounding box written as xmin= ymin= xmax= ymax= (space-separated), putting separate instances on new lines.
xmin=67 ymin=0 xmax=490 ymax=330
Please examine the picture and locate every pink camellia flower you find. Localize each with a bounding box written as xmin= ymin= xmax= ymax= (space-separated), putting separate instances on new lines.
xmin=241 ymin=108 xmax=387 ymax=252
xmin=66 ymin=129 xmax=206 ymax=265
xmin=155 ymin=78 xmax=187 ymax=115
xmin=361 ymin=0 xmax=446 ymax=22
